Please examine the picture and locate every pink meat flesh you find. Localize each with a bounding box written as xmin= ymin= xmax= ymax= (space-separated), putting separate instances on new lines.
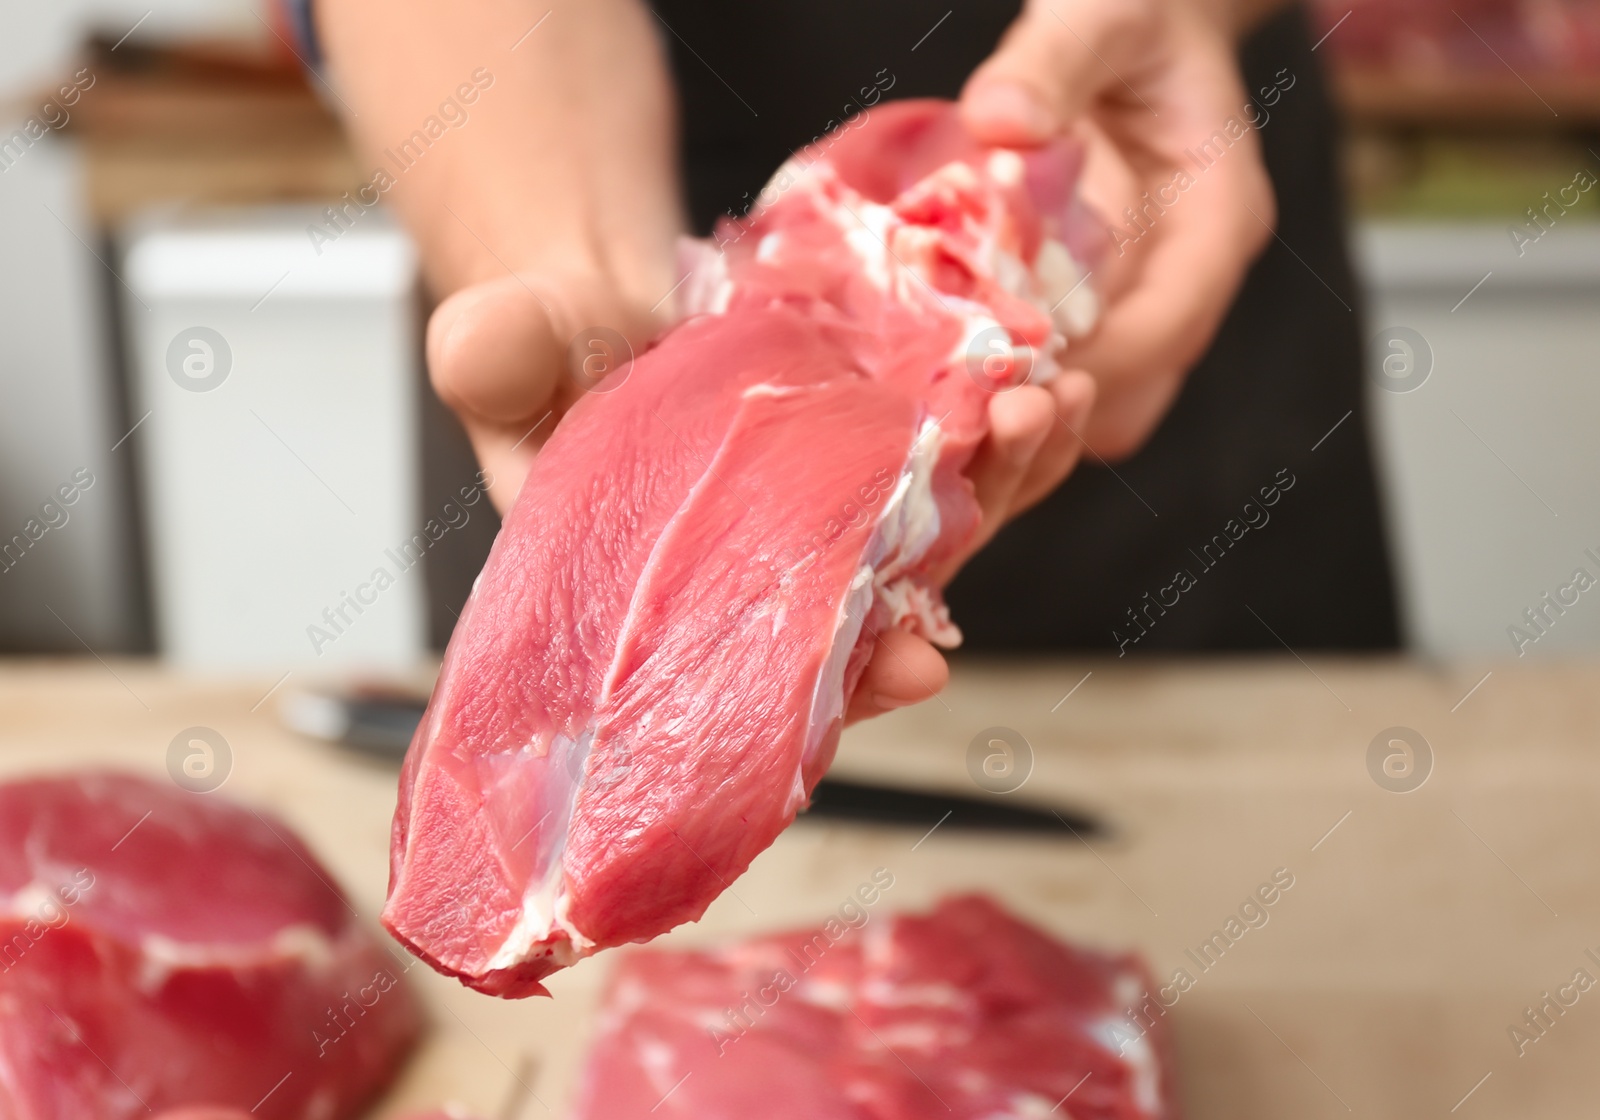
xmin=154 ymin=1112 xmax=474 ymax=1120
xmin=153 ymin=1111 xmax=477 ymax=1120
xmin=385 ymin=100 xmax=1103 ymax=996
xmin=0 ymin=772 xmax=420 ymax=1118
xmin=571 ymin=895 xmax=1177 ymax=1120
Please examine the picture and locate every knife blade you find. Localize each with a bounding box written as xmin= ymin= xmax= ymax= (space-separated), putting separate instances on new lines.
xmin=800 ymin=775 xmax=1103 ymax=837
xmin=280 ymin=688 xmax=1104 ymax=837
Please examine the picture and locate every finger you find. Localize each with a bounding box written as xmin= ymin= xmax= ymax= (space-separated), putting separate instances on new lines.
xmin=845 ymin=628 xmax=950 ymax=725
xmin=455 ymin=420 xmax=545 ymax=516
xmin=967 ymin=383 xmax=1054 ymax=535
xmin=929 ymin=371 xmax=1095 ymax=588
xmin=959 ymin=0 xmax=1159 ymax=146
xmin=1010 ymin=369 xmax=1096 ymax=514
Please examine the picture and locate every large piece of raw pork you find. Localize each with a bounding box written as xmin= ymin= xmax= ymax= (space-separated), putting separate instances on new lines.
xmin=573 ymin=895 xmax=1176 ymax=1120
xmin=0 ymin=772 xmax=420 ymax=1119
xmin=385 ymin=100 xmax=1103 ymax=996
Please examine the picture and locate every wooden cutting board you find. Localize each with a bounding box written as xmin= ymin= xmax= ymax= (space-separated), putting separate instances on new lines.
xmin=3 ymin=656 xmax=1597 ymax=1118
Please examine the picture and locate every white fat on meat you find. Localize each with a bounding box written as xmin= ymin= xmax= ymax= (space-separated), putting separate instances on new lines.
xmin=485 ymin=855 xmax=595 ymax=973
xmin=673 ymin=236 xmax=733 ymax=317
xmin=484 ymin=731 xmax=599 ymax=972
xmin=1034 ymin=236 xmax=1100 ymax=341
xmin=1092 ymin=1016 xmax=1163 ymax=1119
xmin=1083 ymin=969 xmax=1166 ymax=1118
xmin=796 ymin=976 xmax=854 ymax=1011
xmin=5 ymin=881 xmax=67 ymax=920
xmin=694 ymin=153 xmax=1098 ymax=375
xmin=860 ymin=978 xmax=967 ymax=1009
xmin=985 ymin=148 xmax=1026 ymax=187
xmin=800 ymin=415 xmax=952 ymax=774
xmin=869 ymin=416 xmax=945 ymax=583
xmin=804 ymin=167 xmax=1091 ymax=389
xmin=135 ymin=923 xmax=338 ymax=992
xmin=799 ymin=565 xmax=875 ymax=786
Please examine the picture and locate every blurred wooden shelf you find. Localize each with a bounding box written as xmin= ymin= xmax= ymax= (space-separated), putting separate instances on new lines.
xmin=58 ymin=37 xmax=360 ymax=226
xmin=1334 ymin=64 xmax=1600 ymax=128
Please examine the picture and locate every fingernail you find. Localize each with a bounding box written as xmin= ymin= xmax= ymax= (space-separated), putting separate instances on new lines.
xmin=871 ymin=693 xmax=918 ymax=711
xmin=969 ymin=82 xmax=1055 ymax=142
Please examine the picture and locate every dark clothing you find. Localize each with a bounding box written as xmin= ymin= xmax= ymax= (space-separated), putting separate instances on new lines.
xmin=655 ymin=1 xmax=1400 ymax=653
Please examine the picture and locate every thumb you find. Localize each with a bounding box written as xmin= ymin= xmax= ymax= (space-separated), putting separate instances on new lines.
xmin=959 ymin=0 xmax=1157 ymax=146
xmin=427 ymin=271 xmax=655 ymax=510
xmin=427 ymin=274 xmax=567 ymax=427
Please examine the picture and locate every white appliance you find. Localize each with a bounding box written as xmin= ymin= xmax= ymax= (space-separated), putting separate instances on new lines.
xmin=123 ymin=205 xmax=426 ymax=670
xmin=1357 ymin=221 xmax=1600 ymax=659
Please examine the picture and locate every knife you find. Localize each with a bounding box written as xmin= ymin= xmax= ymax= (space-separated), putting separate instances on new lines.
xmin=280 ymin=687 xmax=1104 ymax=837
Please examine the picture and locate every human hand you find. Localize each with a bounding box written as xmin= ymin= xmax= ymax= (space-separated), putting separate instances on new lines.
xmin=960 ymin=0 xmax=1277 ymax=459
xmin=848 ymin=0 xmax=1278 ymax=719
xmin=317 ymin=0 xmax=684 ymax=511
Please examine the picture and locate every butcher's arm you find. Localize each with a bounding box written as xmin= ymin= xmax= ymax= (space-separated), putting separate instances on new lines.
xmin=314 ymin=0 xmax=684 ymax=510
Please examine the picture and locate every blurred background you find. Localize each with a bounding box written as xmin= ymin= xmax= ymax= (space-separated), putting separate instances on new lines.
xmin=2 ymin=0 xmax=1597 ymax=669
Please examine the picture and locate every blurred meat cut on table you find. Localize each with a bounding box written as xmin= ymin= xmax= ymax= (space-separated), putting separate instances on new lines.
xmin=0 ymin=772 xmax=420 ymax=1119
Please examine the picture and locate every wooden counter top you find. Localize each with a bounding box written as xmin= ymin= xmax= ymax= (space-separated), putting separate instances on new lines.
xmin=3 ymin=655 xmax=1596 ymax=1118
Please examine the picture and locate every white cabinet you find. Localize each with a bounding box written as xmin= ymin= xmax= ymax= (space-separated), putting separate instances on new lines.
xmin=1357 ymin=221 xmax=1600 ymax=658
xmin=123 ymin=206 xmax=426 ymax=670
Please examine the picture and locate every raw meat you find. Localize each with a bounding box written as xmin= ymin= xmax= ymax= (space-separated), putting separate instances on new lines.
xmin=572 ymin=894 xmax=1176 ymax=1120
xmin=155 ymin=1111 xmax=473 ymax=1120
xmin=0 ymin=772 xmax=421 ymax=1119
xmin=385 ymin=100 xmax=1103 ymax=996
xmin=154 ymin=1111 xmax=475 ymax=1120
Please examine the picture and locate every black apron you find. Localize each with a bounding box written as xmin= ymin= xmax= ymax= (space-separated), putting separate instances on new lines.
xmin=654 ymin=1 xmax=1400 ymax=654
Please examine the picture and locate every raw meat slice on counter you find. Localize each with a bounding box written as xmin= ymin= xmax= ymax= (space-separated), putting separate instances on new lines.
xmin=572 ymin=894 xmax=1176 ymax=1120
xmin=155 ymin=1111 xmax=476 ymax=1120
xmin=385 ymin=99 xmax=1105 ymax=997
xmin=0 ymin=772 xmax=421 ymax=1120
xmin=154 ymin=1111 xmax=479 ymax=1120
